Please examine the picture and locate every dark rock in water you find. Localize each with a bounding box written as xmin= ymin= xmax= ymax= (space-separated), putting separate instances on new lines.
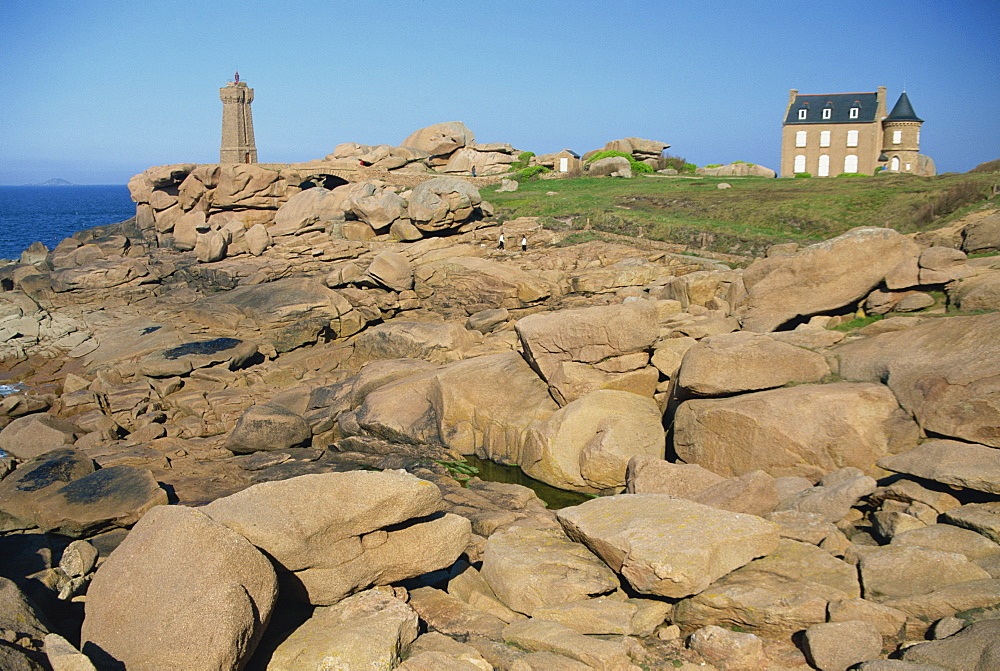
xmin=0 ymin=449 xmax=95 ymax=532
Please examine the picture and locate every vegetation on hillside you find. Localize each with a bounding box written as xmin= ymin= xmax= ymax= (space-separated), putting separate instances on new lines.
xmin=585 ymin=150 xmax=655 ymax=174
xmin=485 ymin=172 xmax=1000 ymax=257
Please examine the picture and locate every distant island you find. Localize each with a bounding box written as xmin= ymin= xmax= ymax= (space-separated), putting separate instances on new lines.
xmin=26 ymin=178 xmax=75 ymax=186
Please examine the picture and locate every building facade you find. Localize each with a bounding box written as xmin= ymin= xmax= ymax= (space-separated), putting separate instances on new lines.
xmin=780 ymin=87 xmax=934 ymax=177
xmin=220 ymin=75 xmax=257 ymax=164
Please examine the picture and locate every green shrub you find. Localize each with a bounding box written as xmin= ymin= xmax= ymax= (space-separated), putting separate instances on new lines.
xmin=511 ymin=165 xmax=550 ymax=181
xmin=794 ymin=172 xmax=812 ymax=178
xmin=508 ymin=151 xmax=536 ymax=172
xmin=836 ymin=172 xmax=869 ymax=177
xmin=704 ymin=164 xmax=723 ymax=169
xmin=585 ymin=150 xmax=653 ymax=174
xmin=663 ymin=154 xmax=696 ymax=173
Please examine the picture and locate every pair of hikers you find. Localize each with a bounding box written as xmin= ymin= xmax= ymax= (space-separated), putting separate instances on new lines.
xmin=498 ymin=234 xmax=527 ymax=252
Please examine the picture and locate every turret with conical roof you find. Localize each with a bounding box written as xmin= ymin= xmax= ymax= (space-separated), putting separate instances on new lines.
xmin=885 ymin=91 xmax=924 ymax=122
xmin=881 ymin=91 xmax=926 ymax=173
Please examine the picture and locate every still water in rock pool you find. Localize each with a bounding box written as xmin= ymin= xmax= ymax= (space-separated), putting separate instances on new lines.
xmin=459 ymin=454 xmax=594 ymax=509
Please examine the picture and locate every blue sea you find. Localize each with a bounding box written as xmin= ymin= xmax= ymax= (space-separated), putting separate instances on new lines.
xmin=0 ymin=185 xmax=136 ymax=261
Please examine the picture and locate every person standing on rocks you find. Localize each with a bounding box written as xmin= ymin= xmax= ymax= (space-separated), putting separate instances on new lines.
xmin=521 ymin=235 xmax=527 ymax=252
xmin=498 ymin=233 xmax=505 ymax=251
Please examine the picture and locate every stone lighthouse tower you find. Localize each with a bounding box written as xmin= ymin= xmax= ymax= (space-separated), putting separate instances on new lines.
xmin=220 ymin=73 xmax=257 ymax=164
xmin=881 ymin=91 xmax=933 ymax=175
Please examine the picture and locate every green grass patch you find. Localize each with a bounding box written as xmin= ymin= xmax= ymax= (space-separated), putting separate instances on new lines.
xmin=484 ymin=171 xmax=999 ymax=256
xmin=969 ymin=250 xmax=1000 ymax=258
xmin=832 ymin=315 xmax=883 ymax=331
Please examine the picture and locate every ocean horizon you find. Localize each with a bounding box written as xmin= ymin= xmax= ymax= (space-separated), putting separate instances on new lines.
xmin=0 ymin=185 xmax=135 ymax=261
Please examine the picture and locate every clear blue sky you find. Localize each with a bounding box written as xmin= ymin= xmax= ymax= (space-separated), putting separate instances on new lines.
xmin=1 ymin=0 xmax=997 ymax=184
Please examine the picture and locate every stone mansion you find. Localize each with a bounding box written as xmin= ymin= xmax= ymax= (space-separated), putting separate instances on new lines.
xmin=780 ymin=87 xmax=935 ymax=178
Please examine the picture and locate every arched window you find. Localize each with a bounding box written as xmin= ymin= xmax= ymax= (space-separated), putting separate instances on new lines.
xmin=794 ymin=155 xmax=806 ymax=173
xmin=890 ymin=156 xmax=900 ymax=171
xmin=795 ymin=131 xmax=807 ymax=147
xmin=818 ymin=155 xmax=830 ymax=177
xmin=844 ymin=155 xmax=858 ymax=173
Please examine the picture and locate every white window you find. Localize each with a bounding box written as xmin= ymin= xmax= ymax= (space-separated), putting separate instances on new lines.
xmin=822 ymin=108 xmax=832 ymax=120
xmin=794 ymin=155 xmax=806 ymax=173
xmin=818 ymin=155 xmax=830 ymax=177
xmin=846 ymin=130 xmax=859 ymax=147
xmin=890 ymin=156 xmax=900 ymax=171
xmin=917 ymin=130 xmax=920 ymax=145
xmin=795 ymin=130 xmax=807 ymax=147
xmin=798 ymin=108 xmax=807 ymax=120
xmin=820 ymin=130 xmax=831 ymax=147
xmin=850 ymin=107 xmax=859 ymax=119
xmin=893 ymin=130 xmax=902 ymax=144
xmin=559 ymin=157 xmax=569 ymax=172
xmin=844 ymin=155 xmax=858 ymax=173
xmin=906 ymin=163 xmax=911 ymax=171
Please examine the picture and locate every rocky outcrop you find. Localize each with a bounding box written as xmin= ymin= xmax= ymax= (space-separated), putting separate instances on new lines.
xmin=673 ymin=382 xmax=919 ymax=480
xmin=203 ymin=470 xmax=470 ymax=604
xmin=696 ymin=162 xmax=777 ymax=178
xmin=516 ymin=301 xmax=659 ymax=405
xmin=741 ymin=228 xmax=920 ymax=332
xmin=80 ymin=505 xmax=278 ymax=670
xmin=4 ymin=178 xmax=1000 ymax=671
xmin=557 ymin=494 xmax=779 ymax=598
xmin=835 ymin=311 xmax=1000 ymax=447
xmin=520 ymin=390 xmax=664 ymax=492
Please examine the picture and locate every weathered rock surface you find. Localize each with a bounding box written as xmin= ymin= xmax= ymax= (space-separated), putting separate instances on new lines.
xmin=203 ymin=470 xmax=471 ymax=604
xmin=557 ymin=494 xmax=780 ymax=598
xmin=677 ymin=330 xmax=830 ymax=396
xmin=900 ymin=619 xmax=1000 ymax=670
xmin=878 ymin=439 xmax=1000 ymax=495
xmin=741 ymin=228 xmax=920 ymax=332
xmin=516 ymin=301 xmax=658 ymax=405
xmin=0 ymin=414 xmax=80 ymax=460
xmin=531 ymin=597 xmax=671 ymax=637
xmin=857 ymin=545 xmax=992 ymax=600
xmin=224 ymin=403 xmax=312 ymax=454
xmin=802 ymin=620 xmax=883 ymax=671
xmin=673 ymin=382 xmax=918 ymax=480
xmin=480 ymin=526 xmax=619 ymax=615
xmin=674 ymin=567 xmax=851 ymax=639
xmin=267 ymin=588 xmax=419 ymax=671
xmin=521 ymin=390 xmax=664 ymax=492
xmin=835 ymin=312 xmax=1000 ymax=448
xmin=502 ymin=618 xmax=638 ymax=671
xmin=688 ymin=624 xmax=769 ymax=671
xmin=80 ymin=505 xmax=277 ymax=671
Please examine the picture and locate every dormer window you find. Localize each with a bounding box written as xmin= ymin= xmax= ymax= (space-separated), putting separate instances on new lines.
xmin=849 ymin=107 xmax=859 ymax=119
xmin=798 ymin=108 xmax=807 ymax=120
xmin=822 ymin=108 xmax=832 ymax=120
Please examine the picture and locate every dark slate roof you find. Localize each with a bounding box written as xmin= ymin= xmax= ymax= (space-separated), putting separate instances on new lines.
xmin=784 ymin=92 xmax=879 ymax=125
xmin=885 ymin=91 xmax=923 ymax=122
